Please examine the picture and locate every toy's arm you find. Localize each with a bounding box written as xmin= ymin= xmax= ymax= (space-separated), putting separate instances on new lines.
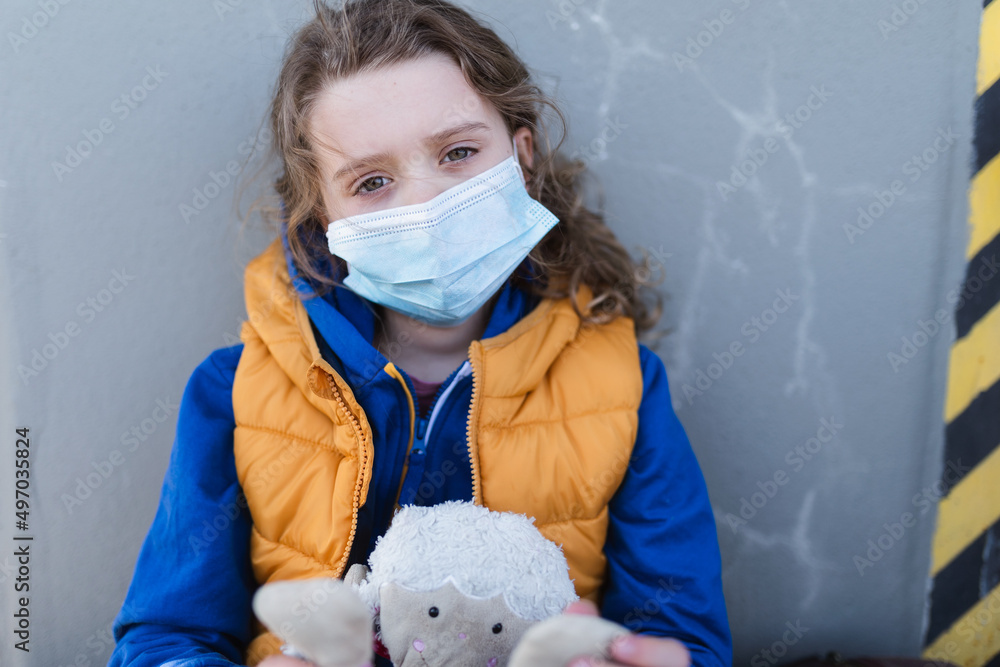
xmin=598 ymin=345 xmax=733 ymax=667
xmin=253 ymin=578 xmax=373 ymax=667
xmin=344 ymin=563 xmax=370 ymax=587
xmin=109 ymin=345 xmax=255 ymax=667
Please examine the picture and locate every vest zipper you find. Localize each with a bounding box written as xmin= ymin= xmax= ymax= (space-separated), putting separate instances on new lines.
xmin=415 ymin=414 xmax=429 ymax=449
xmin=327 ymin=380 xmax=368 ymax=579
xmin=465 ymin=347 xmax=482 ymax=505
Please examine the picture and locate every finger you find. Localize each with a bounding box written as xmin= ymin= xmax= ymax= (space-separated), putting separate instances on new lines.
xmin=568 ymin=655 xmax=622 ymax=667
xmin=568 ymin=654 xmax=647 ymax=667
xmin=609 ymin=634 xmax=690 ymax=667
xmin=563 ymin=598 xmax=600 ymax=616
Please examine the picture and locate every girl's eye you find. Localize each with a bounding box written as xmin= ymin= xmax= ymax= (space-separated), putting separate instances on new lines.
xmin=352 ymin=147 xmax=475 ymax=196
xmin=355 ymin=176 xmax=389 ymax=196
xmin=444 ymin=146 xmax=476 ymax=162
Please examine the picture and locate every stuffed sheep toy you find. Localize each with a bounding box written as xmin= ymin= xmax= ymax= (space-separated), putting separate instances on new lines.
xmin=252 ymin=500 xmax=631 ymax=667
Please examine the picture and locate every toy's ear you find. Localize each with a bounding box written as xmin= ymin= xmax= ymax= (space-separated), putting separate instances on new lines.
xmin=508 ymin=613 xmax=631 ymax=667
xmin=252 ymin=578 xmax=373 ymax=667
xmin=344 ymin=563 xmax=369 ymax=588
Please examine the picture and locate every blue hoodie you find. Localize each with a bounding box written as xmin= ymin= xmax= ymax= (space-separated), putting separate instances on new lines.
xmin=108 ymin=222 xmax=732 ymax=667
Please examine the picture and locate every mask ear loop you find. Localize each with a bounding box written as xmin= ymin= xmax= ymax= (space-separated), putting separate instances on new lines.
xmin=512 ymin=135 xmax=527 ymax=186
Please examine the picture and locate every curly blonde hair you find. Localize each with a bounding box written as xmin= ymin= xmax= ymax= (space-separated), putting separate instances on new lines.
xmin=240 ymin=0 xmax=668 ymax=342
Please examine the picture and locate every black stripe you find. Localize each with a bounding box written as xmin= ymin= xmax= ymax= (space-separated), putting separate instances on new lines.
xmin=986 ymin=651 xmax=1000 ymax=667
xmin=987 ymin=0 xmax=994 ymax=10
xmin=926 ymin=518 xmax=1000 ymax=645
xmin=955 ymin=233 xmax=1000 ymax=340
xmin=976 ymin=79 xmax=1000 ymax=173
xmin=987 ymin=524 xmax=1000 ymax=592
xmin=944 ymin=380 xmax=1000 ymax=477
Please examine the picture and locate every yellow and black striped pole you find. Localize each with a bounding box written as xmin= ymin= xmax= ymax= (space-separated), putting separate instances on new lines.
xmin=922 ymin=1 xmax=1000 ymax=665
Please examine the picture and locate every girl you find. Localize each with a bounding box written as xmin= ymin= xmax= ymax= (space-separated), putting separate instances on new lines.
xmin=108 ymin=1 xmax=732 ymax=666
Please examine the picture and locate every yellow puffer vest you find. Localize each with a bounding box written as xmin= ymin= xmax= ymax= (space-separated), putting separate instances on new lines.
xmin=233 ymin=238 xmax=644 ymax=665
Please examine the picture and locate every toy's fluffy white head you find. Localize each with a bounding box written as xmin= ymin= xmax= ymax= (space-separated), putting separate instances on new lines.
xmin=354 ymin=501 xmax=579 ymax=621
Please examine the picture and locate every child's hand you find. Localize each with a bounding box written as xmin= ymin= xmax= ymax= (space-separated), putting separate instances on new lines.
xmin=562 ymin=600 xmax=691 ymax=667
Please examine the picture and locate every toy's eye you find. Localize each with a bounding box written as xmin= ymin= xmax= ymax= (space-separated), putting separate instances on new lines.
xmin=492 ymin=623 xmax=502 ymax=634
xmin=428 ymin=607 xmax=439 ymax=618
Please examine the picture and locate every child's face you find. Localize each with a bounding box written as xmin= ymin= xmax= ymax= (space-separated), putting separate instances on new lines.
xmin=309 ymin=52 xmax=532 ymax=227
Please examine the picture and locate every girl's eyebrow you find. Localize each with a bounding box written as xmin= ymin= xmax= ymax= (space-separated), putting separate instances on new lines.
xmin=333 ymin=150 xmax=394 ymax=183
xmin=332 ymin=121 xmax=492 ymax=183
xmin=425 ymin=121 xmax=491 ymax=146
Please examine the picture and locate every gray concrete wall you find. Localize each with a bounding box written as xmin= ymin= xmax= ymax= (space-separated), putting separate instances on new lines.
xmin=0 ymin=1 xmax=981 ymax=665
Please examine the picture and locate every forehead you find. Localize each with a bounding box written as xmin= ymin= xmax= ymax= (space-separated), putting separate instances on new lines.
xmin=308 ymin=52 xmax=502 ymax=158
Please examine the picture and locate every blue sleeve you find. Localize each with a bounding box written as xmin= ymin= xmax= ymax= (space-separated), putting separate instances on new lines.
xmin=600 ymin=344 xmax=733 ymax=667
xmin=108 ymin=344 xmax=256 ymax=667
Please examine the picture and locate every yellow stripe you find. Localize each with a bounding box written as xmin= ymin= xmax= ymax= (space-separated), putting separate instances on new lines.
xmin=945 ymin=301 xmax=1000 ymax=422
xmin=923 ymin=582 xmax=1000 ymax=666
xmin=930 ymin=443 xmax=1000 ymax=575
xmin=979 ymin=0 xmax=1000 ymax=96
xmin=968 ymin=155 xmax=1000 ymax=260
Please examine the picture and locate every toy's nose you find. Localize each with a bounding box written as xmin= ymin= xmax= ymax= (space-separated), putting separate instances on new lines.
xmin=459 ymin=633 xmax=467 ymax=639
xmin=413 ymin=639 xmax=425 ymax=653
xmin=487 ymin=658 xmax=497 ymax=667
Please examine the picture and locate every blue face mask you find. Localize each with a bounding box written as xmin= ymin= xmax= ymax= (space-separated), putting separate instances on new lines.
xmin=325 ymin=138 xmax=560 ymax=327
